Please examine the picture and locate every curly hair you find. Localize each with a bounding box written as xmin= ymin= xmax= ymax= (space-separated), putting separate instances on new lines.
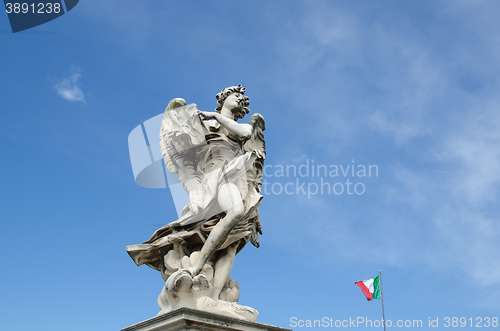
xmin=215 ymin=84 xmax=250 ymax=120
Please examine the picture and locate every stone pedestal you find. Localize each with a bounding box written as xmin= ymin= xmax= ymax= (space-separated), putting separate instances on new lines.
xmin=122 ymin=308 xmax=292 ymax=331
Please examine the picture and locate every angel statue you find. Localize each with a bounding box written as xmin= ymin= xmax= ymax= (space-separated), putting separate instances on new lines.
xmin=126 ymin=85 xmax=266 ymax=321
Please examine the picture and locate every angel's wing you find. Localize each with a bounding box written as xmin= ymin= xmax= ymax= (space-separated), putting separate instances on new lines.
xmin=160 ymin=98 xmax=185 ymax=174
xmin=160 ymin=98 xmax=209 ymax=214
xmin=244 ymin=113 xmax=266 ymax=191
xmin=243 ymin=113 xmax=266 ymax=247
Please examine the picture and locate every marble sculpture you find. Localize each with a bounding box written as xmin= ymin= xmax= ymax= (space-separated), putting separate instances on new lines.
xmin=126 ymin=85 xmax=266 ymax=322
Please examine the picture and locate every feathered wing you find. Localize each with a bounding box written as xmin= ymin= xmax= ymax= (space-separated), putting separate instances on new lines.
xmin=160 ymin=98 xmax=185 ymax=175
xmin=160 ymin=98 xmax=209 ymax=214
xmin=243 ymin=113 xmax=266 ymax=247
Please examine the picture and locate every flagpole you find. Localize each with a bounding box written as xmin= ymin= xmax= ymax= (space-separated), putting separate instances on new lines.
xmin=379 ymin=270 xmax=386 ymax=331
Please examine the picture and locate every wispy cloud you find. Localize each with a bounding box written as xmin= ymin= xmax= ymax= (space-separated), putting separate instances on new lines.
xmin=54 ymin=66 xmax=85 ymax=102
xmin=439 ymin=102 xmax=500 ymax=206
xmin=261 ymin=1 xmax=500 ymax=294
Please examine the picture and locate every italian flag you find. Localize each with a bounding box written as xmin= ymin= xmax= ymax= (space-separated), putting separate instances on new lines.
xmin=355 ymin=275 xmax=381 ymax=301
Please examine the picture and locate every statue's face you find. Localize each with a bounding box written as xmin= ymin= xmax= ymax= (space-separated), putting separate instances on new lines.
xmin=223 ymin=92 xmax=244 ymax=111
xmin=222 ymin=92 xmax=247 ymax=120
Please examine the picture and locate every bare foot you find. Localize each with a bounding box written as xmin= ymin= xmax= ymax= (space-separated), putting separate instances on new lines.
xmin=187 ymin=266 xmax=202 ymax=277
xmin=193 ymin=274 xmax=211 ymax=290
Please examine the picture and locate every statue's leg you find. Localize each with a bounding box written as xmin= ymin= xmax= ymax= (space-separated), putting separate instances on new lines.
xmin=188 ymin=182 xmax=244 ymax=277
xmin=212 ymin=242 xmax=238 ymax=300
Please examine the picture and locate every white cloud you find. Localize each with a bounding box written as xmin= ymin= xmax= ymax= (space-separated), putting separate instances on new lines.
xmin=55 ymin=67 xmax=85 ymax=102
xmin=267 ymin=2 xmax=448 ymax=148
xmin=440 ymin=104 xmax=500 ymax=206
xmin=263 ymin=1 xmax=500 ymax=292
xmin=370 ymin=111 xmax=425 ymax=145
xmin=435 ymin=209 xmax=500 ymax=286
xmin=378 ymin=155 xmax=500 ymax=286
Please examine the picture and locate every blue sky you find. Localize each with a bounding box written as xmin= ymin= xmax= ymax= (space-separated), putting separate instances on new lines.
xmin=1 ymin=1 xmax=500 ymax=330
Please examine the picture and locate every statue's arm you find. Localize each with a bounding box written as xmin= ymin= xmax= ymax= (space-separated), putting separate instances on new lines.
xmin=198 ymin=111 xmax=252 ymax=140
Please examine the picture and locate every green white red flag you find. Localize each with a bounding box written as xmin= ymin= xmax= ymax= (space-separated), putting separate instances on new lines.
xmin=355 ymin=275 xmax=381 ymax=301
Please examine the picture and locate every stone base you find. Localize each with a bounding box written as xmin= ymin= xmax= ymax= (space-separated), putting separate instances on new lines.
xmin=121 ymin=307 xmax=291 ymax=331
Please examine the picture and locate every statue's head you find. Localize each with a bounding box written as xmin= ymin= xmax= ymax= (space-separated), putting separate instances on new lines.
xmin=215 ymin=84 xmax=250 ymax=120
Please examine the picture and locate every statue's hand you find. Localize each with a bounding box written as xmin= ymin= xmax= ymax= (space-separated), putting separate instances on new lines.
xmin=196 ymin=110 xmax=217 ymax=121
